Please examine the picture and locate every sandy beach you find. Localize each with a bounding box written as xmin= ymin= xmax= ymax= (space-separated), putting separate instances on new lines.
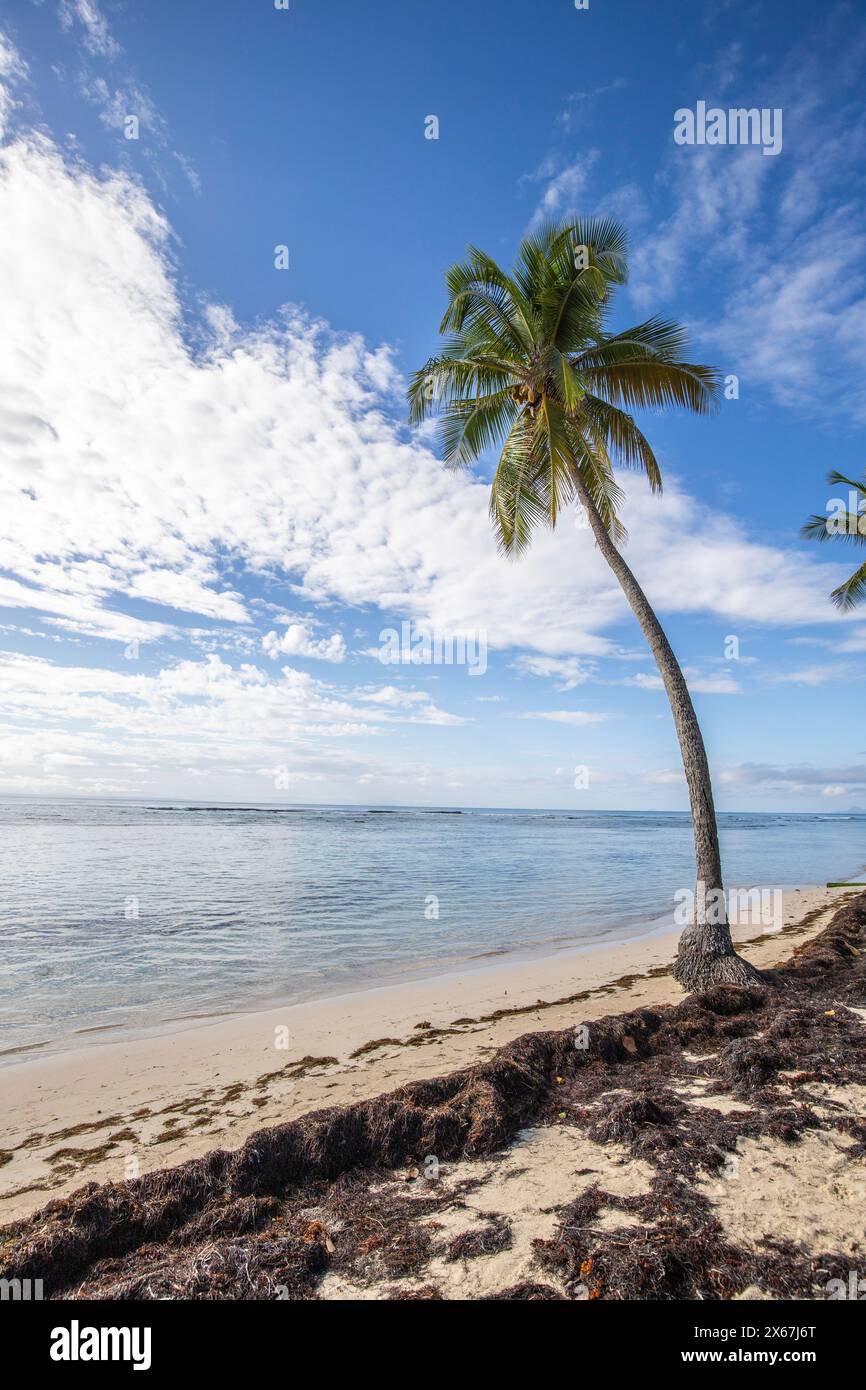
xmin=0 ymin=882 xmax=852 ymax=1226
xmin=3 ymin=882 xmax=865 ymax=1304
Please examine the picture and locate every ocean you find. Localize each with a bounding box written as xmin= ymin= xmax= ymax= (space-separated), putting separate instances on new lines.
xmin=1 ymin=798 xmax=864 ymax=1060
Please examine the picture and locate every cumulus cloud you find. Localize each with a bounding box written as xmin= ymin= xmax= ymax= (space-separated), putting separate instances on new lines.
xmin=262 ymin=623 xmax=347 ymax=663
xmin=512 ymin=654 xmax=596 ymax=690
xmin=0 ymin=649 xmax=465 ymax=794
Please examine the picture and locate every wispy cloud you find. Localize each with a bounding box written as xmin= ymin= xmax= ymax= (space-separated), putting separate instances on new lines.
xmin=525 ymin=150 xmax=600 ymax=230
xmin=625 ymin=667 xmax=742 ymax=695
xmin=626 ymin=8 xmax=866 ymax=420
xmin=520 ymin=710 xmax=614 ymax=726
xmin=0 ymin=32 xmax=26 ymax=139
xmin=59 ymin=0 xmax=120 ymax=60
xmin=767 ymin=661 xmax=863 ymax=687
xmin=54 ymin=0 xmax=201 ymax=194
xmin=555 ymin=78 xmax=628 ymax=134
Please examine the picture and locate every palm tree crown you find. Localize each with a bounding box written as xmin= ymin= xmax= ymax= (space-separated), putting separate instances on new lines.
xmin=408 ymin=218 xmax=720 ymax=548
xmin=802 ymin=470 xmax=866 ymax=609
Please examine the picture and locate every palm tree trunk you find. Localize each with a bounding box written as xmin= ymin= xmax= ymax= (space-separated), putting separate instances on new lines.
xmin=573 ymin=477 xmax=763 ymax=992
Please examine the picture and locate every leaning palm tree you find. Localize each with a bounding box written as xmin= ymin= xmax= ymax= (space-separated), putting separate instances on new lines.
xmin=409 ymin=218 xmax=762 ymax=992
xmin=802 ymin=470 xmax=866 ymax=608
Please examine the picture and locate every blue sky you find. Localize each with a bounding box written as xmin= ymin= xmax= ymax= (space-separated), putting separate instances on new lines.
xmin=0 ymin=0 xmax=865 ymax=809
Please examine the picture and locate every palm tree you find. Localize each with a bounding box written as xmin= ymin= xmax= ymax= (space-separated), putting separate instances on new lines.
xmin=408 ymin=218 xmax=762 ymax=992
xmin=802 ymin=470 xmax=866 ymax=608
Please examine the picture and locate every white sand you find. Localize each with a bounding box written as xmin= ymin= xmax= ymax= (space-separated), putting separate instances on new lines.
xmin=698 ymin=1081 xmax=866 ymax=1259
xmin=319 ymin=1126 xmax=656 ymax=1300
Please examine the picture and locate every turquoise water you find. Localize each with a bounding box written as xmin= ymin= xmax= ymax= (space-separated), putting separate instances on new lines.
xmin=0 ymin=798 xmax=864 ymax=1060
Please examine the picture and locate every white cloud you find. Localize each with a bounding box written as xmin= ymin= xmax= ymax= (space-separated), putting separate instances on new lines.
xmin=717 ymin=763 xmax=866 ymax=793
xmin=837 ymin=628 xmax=866 ymax=653
xmin=0 ymin=575 xmax=172 ymax=644
xmin=709 ymin=209 xmax=866 ymax=418
xmin=768 ymin=662 xmax=860 ymax=687
xmin=0 ymin=32 xmax=26 ymax=139
xmin=512 ymin=654 xmax=594 ymax=689
xmin=625 ymin=22 xmax=866 ymax=421
xmin=0 ymin=648 xmax=465 ymax=795
xmin=629 ymin=147 xmax=771 ymax=311
xmin=80 ymin=75 xmax=166 ymax=141
xmin=520 ymin=710 xmax=614 ymax=726
xmin=625 ymin=667 xmax=742 ymax=695
xmin=527 ymin=151 xmax=600 ymax=230
xmin=262 ymin=623 xmax=346 ymax=663
xmin=357 ymin=685 xmax=429 ymax=707
xmin=59 ymin=0 xmax=120 ymax=60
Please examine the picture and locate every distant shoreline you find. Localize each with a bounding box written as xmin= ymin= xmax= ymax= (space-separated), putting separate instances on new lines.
xmin=2 ymin=792 xmax=866 ymax=813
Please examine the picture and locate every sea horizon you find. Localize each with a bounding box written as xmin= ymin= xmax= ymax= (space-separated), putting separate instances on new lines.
xmin=2 ymin=790 xmax=866 ymax=815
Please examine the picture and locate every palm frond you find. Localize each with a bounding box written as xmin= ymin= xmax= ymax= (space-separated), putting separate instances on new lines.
xmin=576 ymin=317 xmax=692 ymax=367
xmin=550 ymin=347 xmax=585 ymax=414
xmin=582 ymin=395 xmax=663 ymax=492
xmin=803 ymin=471 xmax=866 ymax=610
xmin=438 ymin=391 xmax=519 ymax=469
xmin=583 ymin=360 xmax=720 ymax=415
xmin=408 ymin=355 xmax=516 ymax=424
xmin=831 ymin=559 xmax=866 ymax=611
xmin=800 ymin=512 xmax=866 ymax=544
xmin=567 ymin=415 xmax=627 ymax=543
xmin=826 ymin=470 xmax=866 ymax=496
xmin=513 ymin=218 xmax=627 ymax=306
xmin=538 ymin=395 xmax=578 ymax=528
xmin=489 ymin=416 xmax=548 ymax=556
xmin=441 ymin=249 xmax=535 ymax=352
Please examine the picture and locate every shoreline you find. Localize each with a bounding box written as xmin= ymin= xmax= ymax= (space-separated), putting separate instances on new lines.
xmin=0 ymin=898 xmax=681 ymax=1065
xmin=6 ymin=869 xmax=857 ymax=1066
xmin=0 ymin=881 xmax=854 ymax=1224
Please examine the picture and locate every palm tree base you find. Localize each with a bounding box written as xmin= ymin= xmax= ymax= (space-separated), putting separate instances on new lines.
xmin=673 ymin=925 xmax=766 ymax=994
